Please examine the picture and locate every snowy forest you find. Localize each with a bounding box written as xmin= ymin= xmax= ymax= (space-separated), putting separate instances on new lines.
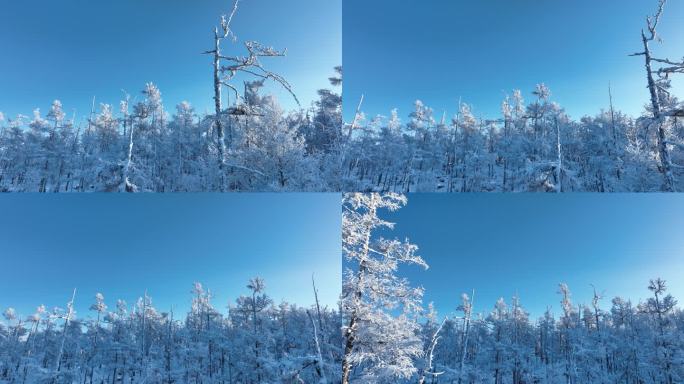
xmin=342 ymin=193 xmax=684 ymax=384
xmin=0 ymin=278 xmax=341 ymax=383
xmin=0 ymin=1 xmax=343 ymax=192
xmin=342 ymin=0 xmax=684 ymax=192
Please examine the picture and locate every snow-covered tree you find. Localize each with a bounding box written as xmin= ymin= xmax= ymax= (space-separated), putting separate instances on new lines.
xmin=342 ymin=192 xmax=428 ymax=383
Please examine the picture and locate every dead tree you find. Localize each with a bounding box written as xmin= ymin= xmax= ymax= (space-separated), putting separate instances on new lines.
xmin=306 ymin=310 xmax=326 ymax=382
xmin=457 ymin=291 xmax=474 ymax=384
xmin=206 ymin=0 xmax=239 ymax=173
xmin=120 ymin=92 xmax=137 ymax=192
xmin=54 ymin=289 xmax=76 ymax=377
xmin=555 ymin=116 xmax=562 ymax=193
xmin=418 ymin=318 xmax=446 ymax=384
xmin=204 ymin=0 xmax=299 ymax=176
xmin=347 ymin=94 xmax=364 ymax=143
xmin=630 ymin=0 xmax=682 ymax=191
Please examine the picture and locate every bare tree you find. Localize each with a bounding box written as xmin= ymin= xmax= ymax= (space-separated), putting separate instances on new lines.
xmin=306 ymin=310 xmax=327 ymax=382
xmin=119 ymin=92 xmax=137 ymax=192
xmin=204 ymin=0 xmax=299 ymax=181
xmin=630 ymin=0 xmax=682 ymax=191
xmin=457 ymin=291 xmax=474 ymax=384
xmin=347 ymin=94 xmax=364 ymax=143
xmin=54 ymin=289 xmax=76 ymax=377
xmin=418 ymin=317 xmax=446 ymax=384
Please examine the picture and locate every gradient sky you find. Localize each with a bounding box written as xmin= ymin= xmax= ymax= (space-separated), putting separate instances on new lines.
xmin=0 ymin=0 xmax=340 ymax=121
xmin=343 ymin=0 xmax=684 ymax=121
xmin=0 ymin=193 xmax=341 ymax=320
xmin=356 ymin=194 xmax=684 ymax=321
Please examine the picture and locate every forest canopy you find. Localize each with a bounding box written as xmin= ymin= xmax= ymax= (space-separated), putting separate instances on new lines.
xmin=0 ymin=279 xmax=342 ymax=384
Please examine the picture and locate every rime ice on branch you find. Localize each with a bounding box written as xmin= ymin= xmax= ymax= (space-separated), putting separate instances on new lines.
xmin=203 ymin=0 xmax=300 ymax=187
xmin=629 ymin=0 xmax=684 ymax=191
xmin=341 ymin=192 xmax=428 ymax=383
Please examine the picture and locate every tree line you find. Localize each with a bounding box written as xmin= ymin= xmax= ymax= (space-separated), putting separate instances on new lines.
xmin=342 ymin=0 xmax=684 ymax=193
xmin=0 ymin=279 xmax=342 ymax=384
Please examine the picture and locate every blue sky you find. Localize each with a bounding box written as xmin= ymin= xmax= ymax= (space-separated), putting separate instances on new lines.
xmin=343 ymin=0 xmax=684 ymax=121
xmin=0 ymin=193 xmax=341 ymax=320
xmin=359 ymin=194 xmax=684 ymax=320
xmin=0 ymin=0 xmax=340 ymax=121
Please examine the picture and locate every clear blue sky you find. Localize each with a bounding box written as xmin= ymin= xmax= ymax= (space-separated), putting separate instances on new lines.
xmin=0 ymin=0 xmax=340 ymax=121
xmin=0 ymin=193 xmax=341 ymax=320
xmin=360 ymin=194 xmax=684 ymax=321
xmin=343 ymin=0 xmax=684 ymax=121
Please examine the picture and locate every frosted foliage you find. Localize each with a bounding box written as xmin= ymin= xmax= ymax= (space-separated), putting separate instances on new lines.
xmin=47 ymin=100 xmax=65 ymax=124
xmin=0 ymin=280 xmax=342 ymax=383
xmin=342 ymin=2 xmax=684 ymax=193
xmin=3 ymin=308 xmax=16 ymax=322
xmin=342 ymin=193 xmax=428 ymax=383
xmin=406 ymin=281 xmax=684 ymax=384
xmin=342 ymin=82 xmax=684 ymax=192
xmin=89 ymin=293 xmax=107 ymax=313
xmin=0 ymin=70 xmax=342 ymax=191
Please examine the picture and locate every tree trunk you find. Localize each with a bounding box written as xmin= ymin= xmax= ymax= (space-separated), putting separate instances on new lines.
xmin=213 ymin=29 xmax=226 ymax=172
xmin=341 ymin=200 xmax=376 ymax=384
xmin=641 ymin=30 xmax=675 ymax=191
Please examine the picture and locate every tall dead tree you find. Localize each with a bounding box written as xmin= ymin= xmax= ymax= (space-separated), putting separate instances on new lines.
xmin=418 ymin=318 xmax=446 ymax=384
xmin=630 ymin=0 xmax=683 ymax=191
xmin=120 ymin=92 xmax=137 ymax=192
xmin=457 ymin=291 xmax=474 ymax=384
xmin=54 ymin=289 xmax=76 ymax=377
xmin=204 ymin=0 xmax=299 ymax=176
xmin=306 ymin=310 xmax=326 ymax=382
xmin=207 ymin=1 xmax=238 ymax=172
